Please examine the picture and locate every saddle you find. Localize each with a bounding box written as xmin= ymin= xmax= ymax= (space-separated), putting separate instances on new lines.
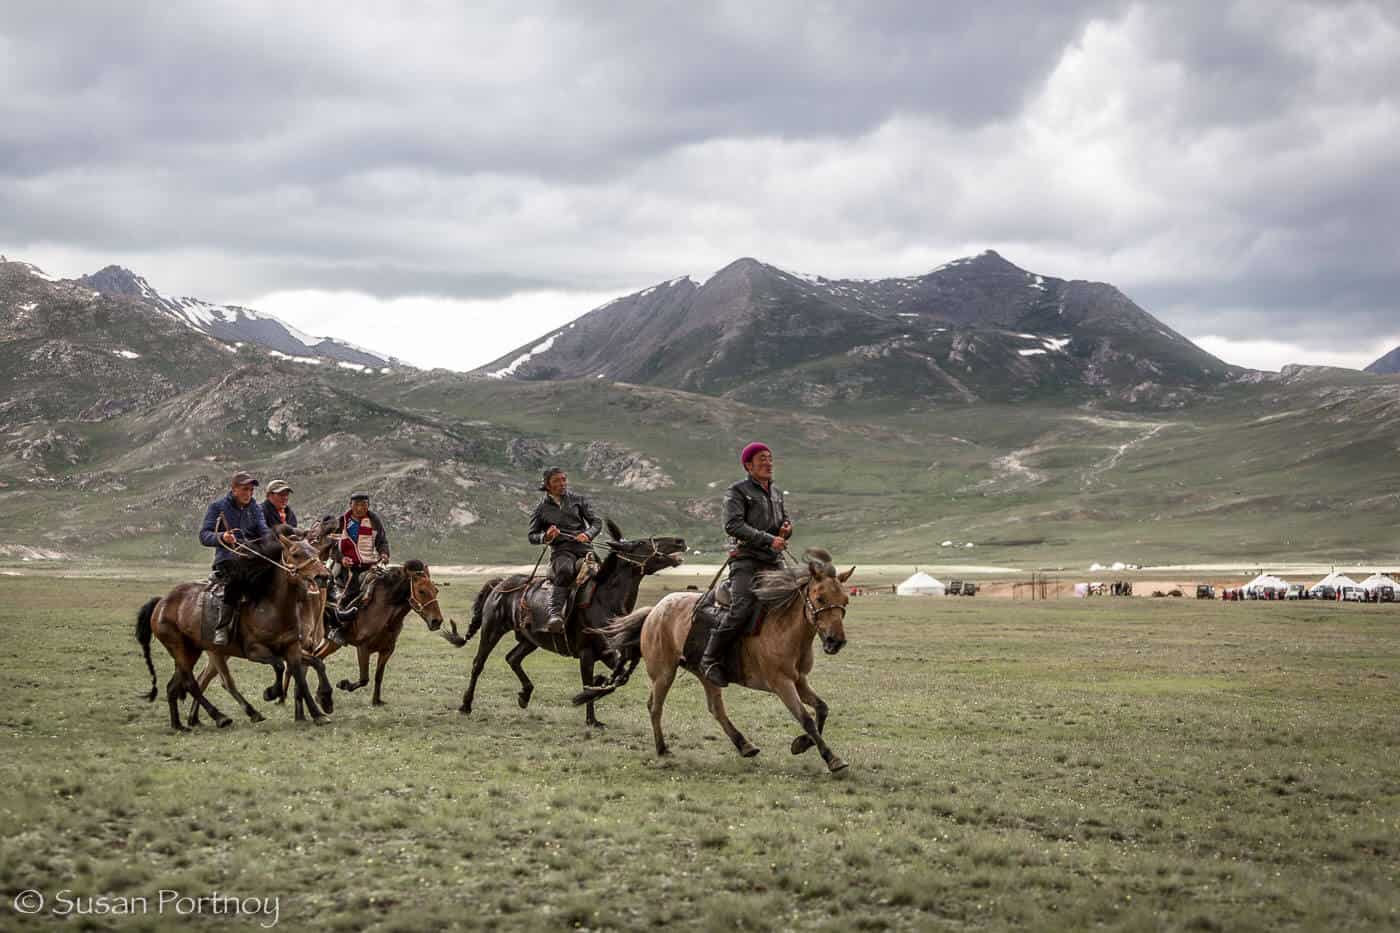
xmin=680 ymin=580 xmax=763 ymax=682
xmin=197 ymin=576 xmax=238 ymax=644
xmin=513 ymin=552 xmax=602 ymax=642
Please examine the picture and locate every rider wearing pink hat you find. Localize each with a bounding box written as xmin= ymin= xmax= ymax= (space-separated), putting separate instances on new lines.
xmin=700 ymin=441 xmax=793 ymax=686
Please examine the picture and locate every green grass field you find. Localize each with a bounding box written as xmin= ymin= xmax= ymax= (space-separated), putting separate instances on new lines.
xmin=2 ymin=574 xmax=1397 ymax=931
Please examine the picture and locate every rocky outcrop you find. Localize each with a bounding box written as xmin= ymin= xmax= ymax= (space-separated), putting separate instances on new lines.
xmin=583 ymin=441 xmax=674 ymax=491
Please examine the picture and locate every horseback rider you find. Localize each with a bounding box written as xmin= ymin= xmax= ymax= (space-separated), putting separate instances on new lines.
xmin=325 ymin=491 xmax=390 ymax=644
xmin=700 ymin=442 xmax=792 ymax=687
xmin=197 ymin=470 xmax=271 ymax=646
xmin=527 ymin=467 xmax=601 ymax=635
xmin=261 ymin=479 xmax=297 ymax=529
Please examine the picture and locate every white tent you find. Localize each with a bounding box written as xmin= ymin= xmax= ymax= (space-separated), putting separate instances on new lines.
xmin=1360 ymin=573 xmax=1397 ymax=592
xmin=1243 ymin=573 xmax=1288 ymax=595
xmin=896 ymin=571 xmax=946 ymax=596
xmin=1313 ymin=571 xmax=1359 ymax=590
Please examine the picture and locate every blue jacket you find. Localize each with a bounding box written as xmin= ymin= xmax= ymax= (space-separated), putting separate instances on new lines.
xmin=199 ymin=493 xmax=271 ymax=567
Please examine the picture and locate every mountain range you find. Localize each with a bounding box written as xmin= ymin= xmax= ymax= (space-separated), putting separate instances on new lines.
xmin=3 ymin=252 xmax=1399 ymax=568
xmin=475 ymin=251 xmax=1235 ymax=409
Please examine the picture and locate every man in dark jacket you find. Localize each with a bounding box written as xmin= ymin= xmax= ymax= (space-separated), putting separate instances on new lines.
xmin=325 ymin=492 xmax=391 ymax=643
xmin=261 ymin=479 xmax=297 ymax=529
xmin=198 ymin=470 xmax=271 ymax=646
xmin=527 ymin=467 xmax=601 ymax=634
xmin=700 ymin=442 xmax=792 ymax=687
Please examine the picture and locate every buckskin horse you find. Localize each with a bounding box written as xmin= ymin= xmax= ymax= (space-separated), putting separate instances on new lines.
xmin=134 ymin=531 xmax=331 ymax=730
xmin=306 ymin=559 xmax=467 ymax=706
xmin=585 ymin=548 xmax=854 ymax=772
xmin=460 ymin=520 xmax=684 ymax=728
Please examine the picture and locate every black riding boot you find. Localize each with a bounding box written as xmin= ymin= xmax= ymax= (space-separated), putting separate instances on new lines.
xmin=325 ymin=578 xmax=355 ymax=645
xmin=699 ymin=610 xmax=746 ymax=687
xmin=544 ymin=585 xmax=568 ymax=635
xmin=212 ymin=599 xmax=237 ymax=647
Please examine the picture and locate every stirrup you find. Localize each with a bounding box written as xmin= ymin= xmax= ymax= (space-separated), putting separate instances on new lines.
xmin=212 ymin=627 xmax=231 ymax=647
xmin=700 ymin=658 xmax=729 ymax=687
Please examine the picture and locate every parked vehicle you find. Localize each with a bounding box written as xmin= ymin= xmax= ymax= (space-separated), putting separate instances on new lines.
xmin=1310 ymin=585 xmax=1337 ymax=601
xmin=1196 ymin=584 xmax=1215 ymax=599
xmin=1285 ymin=584 xmax=1306 ymax=600
xmin=1377 ymin=586 xmax=1396 ymax=603
xmin=1341 ymin=586 xmax=1367 ymax=602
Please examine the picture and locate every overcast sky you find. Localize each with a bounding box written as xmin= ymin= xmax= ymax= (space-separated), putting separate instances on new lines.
xmin=4 ymin=1 xmax=1398 ymax=372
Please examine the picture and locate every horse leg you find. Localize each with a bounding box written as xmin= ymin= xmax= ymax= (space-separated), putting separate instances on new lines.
xmin=166 ymin=671 xmax=190 ymax=732
xmin=790 ymin=677 xmax=829 ymax=756
xmin=646 ymin=663 xmax=677 ymax=757
xmin=774 ymin=677 xmax=845 ymax=772
xmin=338 ymin=645 xmax=370 ymax=693
xmin=505 ymin=638 xmax=537 ymax=709
xmin=580 ymin=653 xmax=607 ymax=728
xmin=371 ymin=643 xmax=396 ymax=706
xmin=286 ymin=653 xmax=328 ymax=725
xmin=210 ymin=653 xmax=265 ymax=723
xmin=263 ymin=657 xmax=286 ymax=702
xmin=308 ymin=655 xmax=334 ymax=713
xmin=702 ymin=681 xmax=759 ymax=757
xmin=189 ymin=661 xmax=217 ymax=726
xmin=459 ymin=621 xmax=508 ymax=714
xmin=178 ymin=642 xmax=231 ymax=729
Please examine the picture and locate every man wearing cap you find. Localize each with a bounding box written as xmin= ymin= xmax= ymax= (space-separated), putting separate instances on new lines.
xmin=700 ymin=442 xmax=793 ymax=687
xmin=527 ymin=467 xmax=601 ymax=634
xmin=325 ymin=492 xmax=391 ymax=643
xmin=198 ymin=470 xmax=272 ymax=646
xmin=261 ymin=480 xmax=298 ymax=529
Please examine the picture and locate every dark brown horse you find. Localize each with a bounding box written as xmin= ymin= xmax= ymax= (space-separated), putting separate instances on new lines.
xmin=307 ymin=559 xmax=466 ymax=706
xmin=588 ymin=548 xmax=853 ymax=772
xmin=135 ymin=531 xmax=331 ymax=730
xmin=189 ymin=516 xmax=341 ymax=725
xmin=460 ymin=520 xmax=684 ymax=727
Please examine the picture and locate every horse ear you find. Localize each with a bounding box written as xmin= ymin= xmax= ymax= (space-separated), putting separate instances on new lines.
xmin=606 ymin=518 xmax=623 ymax=541
xmin=278 ymin=532 xmax=295 ymax=550
xmin=838 ymin=566 xmax=856 ymax=583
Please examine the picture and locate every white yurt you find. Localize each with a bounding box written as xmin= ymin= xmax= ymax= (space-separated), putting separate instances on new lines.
xmin=1313 ymin=571 xmax=1359 ymax=591
xmin=1243 ymin=573 xmax=1288 ymax=596
xmin=1360 ymin=573 xmax=1397 ymax=592
xmin=896 ymin=571 xmax=946 ymax=596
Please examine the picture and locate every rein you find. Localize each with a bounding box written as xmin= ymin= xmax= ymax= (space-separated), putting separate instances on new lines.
xmin=218 ymin=516 xmax=325 ymax=589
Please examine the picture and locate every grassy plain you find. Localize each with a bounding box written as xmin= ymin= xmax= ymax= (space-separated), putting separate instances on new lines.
xmin=1 ymin=574 xmax=1397 ymax=931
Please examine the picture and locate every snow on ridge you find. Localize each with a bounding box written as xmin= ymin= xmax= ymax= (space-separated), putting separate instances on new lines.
xmin=18 ymin=301 xmax=37 ymax=311
xmin=1043 ymin=337 xmax=1071 ymax=351
xmin=1018 ymin=348 xmax=1047 ymax=357
xmin=487 ymin=334 xmax=558 ymax=379
xmin=1014 ymin=333 xmax=1039 ymax=340
xmin=21 ymin=262 xmax=61 ymax=282
xmin=112 ymin=348 xmax=141 ymax=359
xmin=268 ymin=349 xmax=323 ymax=366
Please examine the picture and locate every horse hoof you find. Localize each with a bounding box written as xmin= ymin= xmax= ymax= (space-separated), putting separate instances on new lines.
xmin=215 ymin=717 xmax=233 ymax=729
xmin=313 ymin=715 xmax=331 ymax=726
xmin=587 ymin=720 xmax=605 ymax=730
xmin=372 ymin=699 xmax=385 ymax=707
xmin=656 ymin=746 xmax=670 ymax=757
xmin=263 ymin=687 xmax=281 ymax=702
xmin=517 ymin=691 xmax=532 ymax=710
xmin=319 ymin=696 xmax=334 ymax=714
xmin=791 ymin=736 xmax=815 ymax=755
xmin=458 ymin=705 xmax=471 ymax=715
xmin=249 ymin=712 xmax=266 ymax=724
xmin=740 ymin=743 xmax=761 ymax=758
xmin=827 ymin=757 xmax=849 ymax=773
xmin=173 ymin=724 xmax=190 ymax=733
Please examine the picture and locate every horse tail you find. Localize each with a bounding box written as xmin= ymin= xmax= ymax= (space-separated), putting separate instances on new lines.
xmin=135 ymin=597 xmax=160 ymax=701
xmin=573 ymin=606 xmax=652 ymax=706
xmin=467 ymin=577 xmax=503 ymax=642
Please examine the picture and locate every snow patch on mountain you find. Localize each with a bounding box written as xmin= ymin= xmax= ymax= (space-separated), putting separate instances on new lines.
xmin=487 ymin=334 xmax=558 ymax=378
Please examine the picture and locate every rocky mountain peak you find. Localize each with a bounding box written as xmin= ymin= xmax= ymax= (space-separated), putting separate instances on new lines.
xmin=77 ymin=265 xmax=152 ymax=298
xmin=1364 ymin=345 xmax=1400 ymax=375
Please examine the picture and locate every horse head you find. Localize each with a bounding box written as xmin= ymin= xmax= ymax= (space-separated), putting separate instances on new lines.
xmin=802 ymin=548 xmax=854 ymax=655
xmin=602 ymin=520 xmax=686 ymax=574
xmin=400 ymin=559 xmax=446 ymax=630
xmin=278 ymin=532 xmax=330 ymax=596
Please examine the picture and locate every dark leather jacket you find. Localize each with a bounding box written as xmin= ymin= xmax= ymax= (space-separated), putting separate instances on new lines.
xmin=724 ymin=477 xmax=790 ymax=563
xmin=528 ymin=491 xmax=602 ymax=556
xmin=199 ymin=493 xmax=271 ymax=567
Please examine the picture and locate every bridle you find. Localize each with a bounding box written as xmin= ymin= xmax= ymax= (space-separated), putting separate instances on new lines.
xmin=222 ymin=525 xmax=327 ymax=594
xmin=801 ymin=582 xmax=848 ymax=633
xmin=607 ymin=538 xmax=681 ymax=571
xmin=406 ymin=570 xmax=442 ymax=620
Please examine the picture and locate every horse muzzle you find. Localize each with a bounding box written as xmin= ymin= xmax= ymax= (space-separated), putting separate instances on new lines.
xmin=822 ymin=636 xmax=846 ymax=655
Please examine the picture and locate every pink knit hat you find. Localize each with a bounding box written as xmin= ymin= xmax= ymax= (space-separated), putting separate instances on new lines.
xmin=740 ymin=442 xmax=771 ymax=467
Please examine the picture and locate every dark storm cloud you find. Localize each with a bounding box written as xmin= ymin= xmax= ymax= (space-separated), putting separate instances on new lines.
xmin=1 ymin=1 xmax=1397 ymax=356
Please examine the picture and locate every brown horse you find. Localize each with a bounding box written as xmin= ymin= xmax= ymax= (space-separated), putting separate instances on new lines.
xmin=134 ymin=531 xmax=331 ymax=730
xmin=308 ymin=560 xmax=466 ymax=706
xmin=588 ymin=548 xmax=853 ymax=772
xmin=189 ymin=517 xmax=341 ymax=725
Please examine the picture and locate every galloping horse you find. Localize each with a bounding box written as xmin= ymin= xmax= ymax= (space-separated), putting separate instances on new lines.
xmin=460 ymin=520 xmax=685 ymax=727
xmin=190 ymin=517 xmax=339 ymax=725
xmin=135 ymin=531 xmax=331 ymax=730
xmin=307 ymin=559 xmax=466 ymax=706
xmin=587 ymin=548 xmax=853 ymax=772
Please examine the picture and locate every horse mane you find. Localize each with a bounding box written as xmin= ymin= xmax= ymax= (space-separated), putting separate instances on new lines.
xmin=375 ymin=559 xmax=427 ymax=605
xmin=220 ymin=531 xmax=285 ymax=604
xmin=752 ymin=548 xmax=837 ymax=612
